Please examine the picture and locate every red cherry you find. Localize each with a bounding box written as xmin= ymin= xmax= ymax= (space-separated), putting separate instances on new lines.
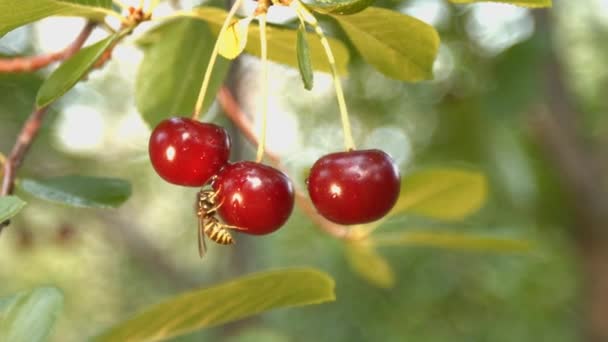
xmin=307 ymin=149 xmax=400 ymax=225
xmin=149 ymin=117 xmax=230 ymax=186
xmin=212 ymin=162 xmax=294 ymax=235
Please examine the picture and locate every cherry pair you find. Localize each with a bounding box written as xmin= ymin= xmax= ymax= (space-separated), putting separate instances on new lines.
xmin=149 ymin=117 xmax=293 ymax=235
xmin=149 ymin=117 xmax=401 ymax=233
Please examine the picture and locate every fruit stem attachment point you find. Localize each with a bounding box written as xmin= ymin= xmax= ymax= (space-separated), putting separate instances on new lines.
xmin=255 ymin=14 xmax=269 ymax=163
xmin=294 ymin=2 xmax=355 ymax=151
xmin=193 ymin=0 xmax=244 ymax=120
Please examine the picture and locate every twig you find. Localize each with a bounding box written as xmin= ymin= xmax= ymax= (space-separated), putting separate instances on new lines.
xmin=532 ymin=10 xmax=608 ymax=342
xmin=216 ymin=86 xmax=352 ymax=239
xmin=1 ymin=106 xmax=49 ymax=196
xmin=0 ymin=22 xmax=96 ymax=232
xmin=0 ymin=22 xmax=95 ymax=73
xmin=1 ymin=21 xmax=95 ymax=193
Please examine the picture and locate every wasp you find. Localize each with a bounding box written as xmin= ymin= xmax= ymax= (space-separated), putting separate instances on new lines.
xmin=195 ymin=187 xmax=243 ymax=258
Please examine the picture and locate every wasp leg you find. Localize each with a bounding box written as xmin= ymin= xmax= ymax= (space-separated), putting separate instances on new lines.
xmin=208 ymin=186 xmax=221 ymax=202
xmin=223 ymin=224 xmax=248 ymax=231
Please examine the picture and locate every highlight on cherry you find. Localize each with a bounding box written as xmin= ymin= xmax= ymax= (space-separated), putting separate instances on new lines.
xmin=143 ymin=0 xmax=405 ymax=258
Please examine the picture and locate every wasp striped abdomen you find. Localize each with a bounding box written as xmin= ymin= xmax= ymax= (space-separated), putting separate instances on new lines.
xmin=203 ymin=218 xmax=234 ymax=245
xmin=196 ymin=187 xmax=242 ymax=258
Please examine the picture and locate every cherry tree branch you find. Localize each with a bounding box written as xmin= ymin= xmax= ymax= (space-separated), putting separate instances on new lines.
xmin=216 ymin=86 xmax=352 ymax=240
xmin=0 ymin=22 xmax=96 ymax=232
xmin=0 ymin=23 xmax=95 ymax=73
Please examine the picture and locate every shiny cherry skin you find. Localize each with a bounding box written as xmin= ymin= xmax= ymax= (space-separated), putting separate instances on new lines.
xmin=212 ymin=162 xmax=294 ymax=235
xmin=307 ymin=149 xmax=400 ymax=225
xmin=149 ymin=117 xmax=230 ymax=186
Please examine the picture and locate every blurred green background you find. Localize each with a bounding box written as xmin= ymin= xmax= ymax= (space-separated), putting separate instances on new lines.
xmin=1 ymin=0 xmax=601 ymax=341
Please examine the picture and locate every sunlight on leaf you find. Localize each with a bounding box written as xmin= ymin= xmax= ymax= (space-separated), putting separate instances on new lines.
xmin=372 ymin=231 xmax=531 ymax=253
xmin=392 ymin=168 xmax=487 ymax=221
xmin=449 ymin=0 xmax=551 ymax=8
xmin=96 ymin=268 xmax=335 ymax=342
xmin=19 ymin=175 xmax=131 ymax=208
xmin=0 ymin=287 xmax=64 ymax=342
xmin=332 ymin=7 xmax=439 ymax=81
xmin=345 ymin=242 xmax=395 ymax=288
xmin=36 ymin=34 xmax=118 ymax=108
xmin=0 ymin=0 xmax=114 ymax=37
xmin=179 ymin=7 xmax=350 ymax=75
xmin=0 ymin=195 xmax=26 ymax=222
xmin=219 ymin=18 xmax=251 ymax=60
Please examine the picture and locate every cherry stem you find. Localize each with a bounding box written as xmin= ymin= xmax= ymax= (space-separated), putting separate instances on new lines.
xmin=217 ymin=87 xmax=355 ymax=240
xmin=193 ymin=0 xmax=244 ymax=120
xmin=295 ymin=3 xmax=355 ymax=151
xmin=256 ymin=14 xmax=269 ymax=163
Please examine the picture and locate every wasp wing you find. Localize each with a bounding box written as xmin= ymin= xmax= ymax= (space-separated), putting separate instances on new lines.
xmin=198 ymin=217 xmax=207 ymax=258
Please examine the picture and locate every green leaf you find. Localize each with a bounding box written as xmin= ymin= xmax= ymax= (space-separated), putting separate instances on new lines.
xmin=0 ymin=287 xmax=64 ymax=342
xmin=135 ymin=18 xmax=230 ymax=128
xmin=345 ymin=242 xmax=395 ymax=288
xmin=0 ymin=196 xmax=26 ymax=222
xmin=449 ymin=0 xmax=551 ymax=8
xmin=297 ymin=23 xmax=314 ymax=90
xmin=95 ymin=268 xmax=335 ymax=341
xmin=0 ymin=295 xmax=17 ymax=313
xmin=224 ymin=328 xmax=290 ymax=342
xmin=392 ymin=168 xmax=487 ymax=221
xmin=332 ymin=7 xmax=439 ymax=81
xmin=19 ymin=175 xmax=131 ymax=208
xmin=218 ymin=18 xmax=251 ymax=60
xmin=182 ymin=7 xmax=350 ymax=75
xmin=371 ymin=232 xmax=531 ymax=253
xmin=36 ymin=34 xmax=118 ymax=108
xmin=0 ymin=0 xmax=114 ymax=37
xmin=303 ymin=0 xmax=375 ymax=15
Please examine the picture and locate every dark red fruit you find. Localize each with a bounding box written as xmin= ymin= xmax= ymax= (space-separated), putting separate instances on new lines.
xmin=149 ymin=117 xmax=230 ymax=186
xmin=307 ymin=149 xmax=400 ymax=225
xmin=212 ymin=162 xmax=294 ymax=235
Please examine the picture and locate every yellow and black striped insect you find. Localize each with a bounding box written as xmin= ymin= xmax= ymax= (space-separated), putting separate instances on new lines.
xmin=195 ymin=187 xmax=242 ymax=258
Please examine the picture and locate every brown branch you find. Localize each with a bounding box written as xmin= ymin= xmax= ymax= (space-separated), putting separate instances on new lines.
xmin=0 ymin=23 xmax=95 ymax=73
xmin=216 ymin=86 xmax=352 ymax=240
xmin=532 ymin=10 xmax=608 ymax=342
xmin=1 ymin=106 xmax=49 ymax=196
xmin=0 ymin=22 xmax=96 ymax=232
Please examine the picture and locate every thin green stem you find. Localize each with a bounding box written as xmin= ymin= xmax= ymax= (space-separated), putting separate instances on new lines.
xmin=192 ymin=0 xmax=244 ymax=120
xmin=295 ymin=2 xmax=355 ymax=151
xmin=255 ymin=14 xmax=268 ymax=163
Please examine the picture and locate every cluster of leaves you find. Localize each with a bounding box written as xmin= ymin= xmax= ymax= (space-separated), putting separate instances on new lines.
xmin=0 ymin=0 xmax=552 ymax=232
xmin=0 ymin=269 xmax=334 ymax=341
xmin=0 ymin=0 xmax=551 ymax=340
